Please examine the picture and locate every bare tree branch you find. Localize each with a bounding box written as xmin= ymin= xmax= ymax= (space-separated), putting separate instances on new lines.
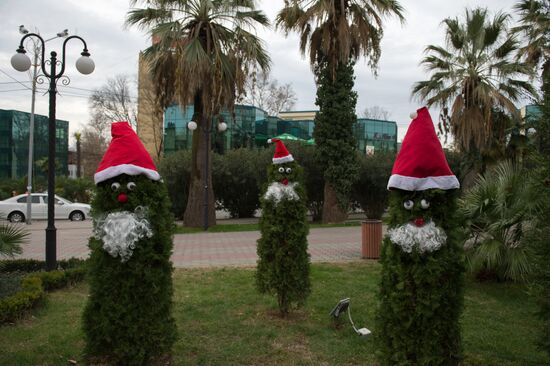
xmin=240 ymin=70 xmax=297 ymax=116
xmin=361 ymin=105 xmax=392 ymax=120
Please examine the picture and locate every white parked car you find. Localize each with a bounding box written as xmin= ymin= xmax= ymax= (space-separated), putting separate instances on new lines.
xmin=0 ymin=193 xmax=91 ymax=223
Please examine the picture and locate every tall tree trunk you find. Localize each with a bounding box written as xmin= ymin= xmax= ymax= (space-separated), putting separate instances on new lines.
xmin=183 ymin=94 xmax=216 ymax=228
xmin=322 ymin=183 xmax=348 ymax=224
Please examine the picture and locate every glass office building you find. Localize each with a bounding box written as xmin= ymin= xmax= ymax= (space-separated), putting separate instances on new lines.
xmin=163 ymin=104 xmax=397 ymax=154
xmin=0 ymin=109 xmax=69 ymax=180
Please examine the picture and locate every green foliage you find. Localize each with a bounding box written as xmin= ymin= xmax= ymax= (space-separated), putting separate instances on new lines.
xmin=213 ymin=148 xmax=271 ymax=218
xmin=526 ymin=88 xmax=550 ymax=359
xmin=0 ymin=260 xmax=87 ymax=324
xmin=55 ymin=176 xmax=94 ymax=203
xmin=0 ymin=221 xmax=29 ymax=258
xmin=158 ymin=150 xmax=192 ymax=219
xmin=0 ymin=271 xmax=24 ymax=299
xmin=0 ymin=177 xmax=28 ymax=200
xmin=352 ymin=152 xmax=395 ymax=219
xmin=256 ymin=160 xmax=311 ymax=315
xmin=82 ymin=174 xmax=177 ymax=365
xmin=0 ymin=258 xmax=86 ymax=273
xmin=313 ymin=60 xmax=359 ymax=209
xmin=159 ymin=146 xmax=327 ymax=221
xmin=284 ymin=142 xmax=325 ymax=221
xmin=376 ymin=189 xmax=464 ymax=365
xmin=0 ymin=275 xmax=44 ymax=324
xmin=459 ymin=161 xmax=539 ymax=281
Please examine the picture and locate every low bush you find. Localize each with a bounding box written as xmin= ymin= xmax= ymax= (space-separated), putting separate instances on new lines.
xmin=55 ymin=176 xmax=94 ymax=203
xmin=158 ymin=150 xmax=192 ymax=219
xmin=213 ymin=148 xmax=271 ymax=218
xmin=0 ymin=275 xmax=44 ymax=324
xmin=0 ymin=259 xmax=87 ymax=325
xmin=352 ymin=152 xmax=395 ymax=219
xmin=0 ymin=258 xmax=87 ymax=273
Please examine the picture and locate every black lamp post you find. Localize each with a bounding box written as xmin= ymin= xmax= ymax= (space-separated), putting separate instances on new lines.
xmin=11 ymin=33 xmax=94 ymax=271
xmin=187 ymin=116 xmax=227 ymax=231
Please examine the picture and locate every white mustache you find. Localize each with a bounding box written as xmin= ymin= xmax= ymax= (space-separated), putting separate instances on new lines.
xmin=388 ymin=221 xmax=447 ymax=253
xmin=94 ymin=210 xmax=153 ymax=262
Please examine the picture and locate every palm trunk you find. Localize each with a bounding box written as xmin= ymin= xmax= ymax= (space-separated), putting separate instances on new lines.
xmin=183 ymin=94 xmax=216 ymax=228
xmin=322 ymin=183 xmax=348 ymax=224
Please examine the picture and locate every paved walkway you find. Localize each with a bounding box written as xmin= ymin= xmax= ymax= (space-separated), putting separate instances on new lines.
xmin=14 ymin=220 xmax=383 ymax=268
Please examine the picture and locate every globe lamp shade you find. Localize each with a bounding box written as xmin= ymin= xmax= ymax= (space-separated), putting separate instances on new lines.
xmin=187 ymin=121 xmax=198 ymax=130
xmin=11 ymin=52 xmax=31 ymax=72
xmin=218 ymin=122 xmax=228 ymax=132
xmin=75 ymin=55 xmax=95 ymax=75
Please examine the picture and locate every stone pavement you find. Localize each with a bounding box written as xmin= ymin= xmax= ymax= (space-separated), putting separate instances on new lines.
xmin=14 ymin=220 xmax=384 ymax=268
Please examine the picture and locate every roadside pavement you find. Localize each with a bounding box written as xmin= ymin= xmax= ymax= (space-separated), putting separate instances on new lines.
xmin=14 ymin=218 xmax=384 ymax=268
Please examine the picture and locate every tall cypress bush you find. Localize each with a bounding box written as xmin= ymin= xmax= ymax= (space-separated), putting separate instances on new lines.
xmin=313 ymin=60 xmax=358 ymax=221
xmin=82 ymin=174 xmax=176 ymax=365
xmin=376 ymin=189 xmax=464 ymax=365
xmin=256 ymin=154 xmax=310 ymax=316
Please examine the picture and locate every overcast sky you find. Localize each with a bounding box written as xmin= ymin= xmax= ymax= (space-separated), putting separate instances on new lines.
xmin=0 ymin=0 xmax=522 ymax=146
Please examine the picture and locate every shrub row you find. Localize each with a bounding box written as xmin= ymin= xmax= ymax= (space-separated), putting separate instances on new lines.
xmin=0 ymin=260 xmax=87 ymax=324
xmin=0 ymin=258 xmax=87 ymax=273
xmin=160 ymin=145 xmax=404 ymax=220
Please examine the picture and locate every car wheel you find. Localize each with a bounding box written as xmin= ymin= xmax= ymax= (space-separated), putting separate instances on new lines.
xmin=69 ymin=211 xmax=85 ymax=221
xmin=8 ymin=211 xmax=25 ymax=223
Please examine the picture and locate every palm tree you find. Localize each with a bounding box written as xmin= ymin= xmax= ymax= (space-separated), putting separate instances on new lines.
xmin=459 ymin=161 xmax=540 ymax=281
xmin=127 ymin=0 xmax=270 ymax=227
xmin=412 ymin=7 xmax=538 ymax=158
xmin=513 ymin=0 xmax=550 ymax=156
xmin=513 ymin=0 xmax=550 ymax=80
xmin=276 ymin=0 xmax=404 ymax=223
xmin=0 ymin=220 xmax=29 ymax=258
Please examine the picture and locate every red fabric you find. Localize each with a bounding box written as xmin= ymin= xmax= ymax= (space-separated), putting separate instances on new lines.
xmin=96 ymin=122 xmax=157 ymax=175
xmin=392 ymin=107 xmax=453 ymax=178
xmin=272 ymin=138 xmax=291 ymax=160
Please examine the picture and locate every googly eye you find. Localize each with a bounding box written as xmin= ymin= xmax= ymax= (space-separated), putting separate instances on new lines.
xmin=403 ymin=200 xmax=414 ymax=210
xmin=111 ymin=182 xmax=120 ymax=191
xmin=278 ymin=167 xmax=285 ymax=173
xmin=285 ymin=167 xmax=292 ymax=174
xmin=420 ymin=199 xmax=430 ymax=209
xmin=127 ymin=182 xmax=136 ymax=191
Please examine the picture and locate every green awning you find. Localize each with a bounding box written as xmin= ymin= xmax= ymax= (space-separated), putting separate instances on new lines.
xmin=271 ymin=133 xmax=306 ymax=142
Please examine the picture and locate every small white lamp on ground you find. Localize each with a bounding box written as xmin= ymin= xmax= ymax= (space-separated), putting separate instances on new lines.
xmin=330 ymin=298 xmax=371 ymax=337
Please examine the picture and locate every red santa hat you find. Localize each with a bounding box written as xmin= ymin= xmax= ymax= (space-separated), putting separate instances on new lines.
xmin=387 ymin=107 xmax=459 ymax=191
xmin=268 ymin=138 xmax=294 ymax=164
xmin=94 ymin=121 xmax=160 ymax=185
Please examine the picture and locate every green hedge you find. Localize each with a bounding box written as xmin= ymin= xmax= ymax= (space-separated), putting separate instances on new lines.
xmin=0 ymin=259 xmax=87 ymax=325
xmin=0 ymin=258 xmax=87 ymax=273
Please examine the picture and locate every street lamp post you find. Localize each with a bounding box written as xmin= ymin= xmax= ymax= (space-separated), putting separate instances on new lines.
xmin=19 ymin=25 xmax=69 ymax=225
xmin=187 ymin=116 xmax=227 ymax=231
xmin=11 ymin=32 xmax=94 ymax=271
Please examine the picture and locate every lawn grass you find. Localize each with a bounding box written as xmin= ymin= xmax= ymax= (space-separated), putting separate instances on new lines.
xmin=0 ymin=262 xmax=546 ymax=365
xmin=174 ymin=220 xmax=361 ymax=234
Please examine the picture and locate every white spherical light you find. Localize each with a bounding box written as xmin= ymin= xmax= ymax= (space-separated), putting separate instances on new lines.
xmin=409 ymin=111 xmax=418 ymax=120
xmin=75 ymin=55 xmax=95 ymax=75
xmin=11 ymin=52 xmax=31 ymax=72
xmin=218 ymin=122 xmax=227 ymax=132
xmin=187 ymin=121 xmax=197 ymax=130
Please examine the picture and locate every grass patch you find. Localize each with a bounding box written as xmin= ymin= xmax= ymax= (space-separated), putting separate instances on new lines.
xmin=0 ymin=262 xmax=545 ymax=365
xmin=174 ymin=220 xmax=361 ymax=234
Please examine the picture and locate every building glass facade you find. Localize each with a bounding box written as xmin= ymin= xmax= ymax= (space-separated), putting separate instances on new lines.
xmin=163 ymin=104 xmax=397 ymax=154
xmin=0 ymin=109 xmax=69 ymax=180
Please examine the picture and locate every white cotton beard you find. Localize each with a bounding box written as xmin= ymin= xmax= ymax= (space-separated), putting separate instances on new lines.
xmin=388 ymin=220 xmax=447 ymax=254
xmin=264 ymin=182 xmax=299 ymax=203
xmin=94 ymin=209 xmax=153 ymax=262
